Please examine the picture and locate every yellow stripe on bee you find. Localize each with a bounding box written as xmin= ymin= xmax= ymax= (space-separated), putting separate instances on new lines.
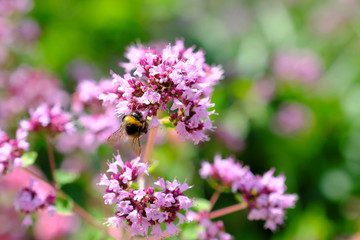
xmin=124 ymin=116 xmax=142 ymax=127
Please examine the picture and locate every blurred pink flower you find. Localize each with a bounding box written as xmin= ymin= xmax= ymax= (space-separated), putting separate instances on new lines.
xmin=18 ymin=18 xmax=40 ymax=42
xmin=13 ymin=180 xmax=56 ymax=227
xmin=201 ymin=154 xmax=297 ymax=231
xmin=192 ymin=211 xmax=233 ymax=240
xmin=20 ymin=104 xmax=74 ymax=135
xmin=272 ymin=49 xmax=322 ymax=83
xmin=0 ymin=0 xmax=32 ymax=15
xmin=0 ymin=128 xmax=29 ymax=175
xmin=272 ymin=102 xmax=312 ymax=135
xmin=233 ymin=168 xmax=298 ymax=231
xmin=34 ymin=212 xmax=80 ymax=240
xmin=0 ymin=67 xmax=69 ymax=128
xmin=56 ymin=79 xmax=119 ymax=153
xmin=0 ymin=207 xmax=27 ymax=240
xmin=310 ymin=0 xmax=359 ymax=35
xmin=254 ymin=79 xmax=275 ymax=102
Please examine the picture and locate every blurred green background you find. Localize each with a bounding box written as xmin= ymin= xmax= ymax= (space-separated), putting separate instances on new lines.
xmin=10 ymin=0 xmax=360 ymax=239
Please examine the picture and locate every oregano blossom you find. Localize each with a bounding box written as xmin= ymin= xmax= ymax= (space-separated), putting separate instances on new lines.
xmin=13 ymin=180 xmax=56 ymax=226
xmin=0 ymin=128 xmax=29 ymax=174
xmin=200 ymin=155 xmax=297 ymax=231
xmin=99 ymin=39 xmax=223 ymax=144
xmin=98 ymin=153 xmax=193 ymax=237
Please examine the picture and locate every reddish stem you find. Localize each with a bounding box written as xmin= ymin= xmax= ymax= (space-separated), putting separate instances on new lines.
xmin=209 ymin=202 xmax=247 ymax=220
xmin=139 ymin=127 xmax=158 ymax=189
xmin=142 ymin=127 xmax=158 ymax=165
xmin=45 ymin=136 xmax=57 ymax=188
xmin=209 ymin=185 xmax=223 ymax=211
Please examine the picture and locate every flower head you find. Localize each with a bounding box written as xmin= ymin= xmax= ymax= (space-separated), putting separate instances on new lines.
xmin=201 ymin=154 xmax=297 ymax=231
xmin=98 ymin=153 xmax=193 ymax=237
xmin=14 ymin=180 xmax=56 ymax=226
xmin=0 ymin=127 xmax=29 ymax=174
xmin=20 ymin=104 xmax=74 ymax=135
xmin=56 ymin=79 xmax=118 ymax=153
xmin=200 ymin=154 xmax=250 ymax=187
xmin=272 ymin=49 xmax=322 ymax=83
xmin=232 ymin=168 xmax=298 ymax=231
xmin=100 ymin=39 xmax=223 ymax=144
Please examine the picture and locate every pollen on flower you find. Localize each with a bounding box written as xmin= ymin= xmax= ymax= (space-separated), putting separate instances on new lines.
xmin=100 ymin=39 xmax=223 ymax=144
xmin=98 ymin=153 xmax=193 ymax=237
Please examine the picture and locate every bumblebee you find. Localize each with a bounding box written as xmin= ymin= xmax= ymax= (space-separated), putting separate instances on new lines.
xmin=107 ymin=111 xmax=148 ymax=156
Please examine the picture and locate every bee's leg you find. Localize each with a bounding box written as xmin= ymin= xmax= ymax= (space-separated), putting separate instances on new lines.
xmin=142 ymin=122 xmax=148 ymax=134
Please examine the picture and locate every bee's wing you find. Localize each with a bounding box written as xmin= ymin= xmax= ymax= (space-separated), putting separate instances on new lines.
xmin=130 ymin=138 xmax=141 ymax=156
xmin=107 ymin=126 xmax=125 ymax=144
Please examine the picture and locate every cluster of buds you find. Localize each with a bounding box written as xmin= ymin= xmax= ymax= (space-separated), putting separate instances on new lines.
xmin=98 ymin=153 xmax=193 ymax=237
xmin=100 ymin=39 xmax=223 ymax=144
xmin=20 ymin=104 xmax=74 ymax=136
xmin=13 ymin=180 xmax=56 ymax=226
xmin=0 ymin=128 xmax=29 ymax=174
xmin=200 ymin=155 xmax=297 ymax=231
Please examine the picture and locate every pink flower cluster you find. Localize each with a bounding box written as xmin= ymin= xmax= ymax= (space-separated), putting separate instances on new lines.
xmin=200 ymin=155 xmax=297 ymax=231
xmin=272 ymin=49 xmax=322 ymax=83
xmin=0 ymin=128 xmax=29 ymax=174
xmin=100 ymin=39 xmax=223 ymax=144
xmin=56 ymin=79 xmax=119 ymax=153
xmin=20 ymin=104 xmax=74 ymax=136
xmin=200 ymin=154 xmax=250 ymax=187
xmin=0 ymin=67 xmax=69 ymax=128
xmin=13 ymin=180 xmax=56 ymax=226
xmin=274 ymin=102 xmax=309 ymax=135
xmin=194 ymin=211 xmax=233 ymax=240
xmin=98 ymin=153 xmax=193 ymax=237
xmin=0 ymin=0 xmax=32 ymax=15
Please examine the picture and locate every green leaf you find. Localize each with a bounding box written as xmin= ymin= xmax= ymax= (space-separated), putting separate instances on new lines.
xmin=161 ymin=118 xmax=175 ymax=129
xmin=234 ymin=193 xmax=244 ymax=203
xmin=55 ymin=195 xmax=74 ymax=215
xmin=193 ymin=198 xmax=211 ymax=211
xmin=55 ymin=170 xmax=79 ymax=186
xmin=148 ymin=159 xmax=159 ymax=174
xmin=181 ymin=223 xmax=203 ymax=240
xmin=21 ymin=152 xmax=38 ymax=167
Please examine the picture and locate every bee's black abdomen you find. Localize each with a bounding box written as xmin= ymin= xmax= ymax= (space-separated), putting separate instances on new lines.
xmin=125 ymin=124 xmax=140 ymax=137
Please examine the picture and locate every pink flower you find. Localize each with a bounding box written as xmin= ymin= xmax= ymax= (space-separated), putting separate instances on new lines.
xmin=33 ymin=212 xmax=80 ymax=240
xmin=0 ymin=128 xmax=29 ymax=174
xmin=101 ymin=39 xmax=223 ymax=144
xmin=201 ymin=154 xmax=297 ymax=231
xmin=232 ymin=168 xmax=298 ymax=231
xmin=0 ymin=0 xmax=32 ymax=15
xmin=193 ymin=211 xmax=233 ymax=240
xmin=98 ymin=153 xmax=193 ymax=237
xmin=0 ymin=67 xmax=69 ymax=127
xmin=20 ymin=104 xmax=74 ymax=135
xmin=200 ymin=154 xmax=250 ymax=187
xmin=56 ymin=79 xmax=119 ymax=153
xmin=13 ymin=180 xmax=56 ymax=227
xmin=272 ymin=102 xmax=312 ymax=135
xmin=272 ymin=49 xmax=322 ymax=83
